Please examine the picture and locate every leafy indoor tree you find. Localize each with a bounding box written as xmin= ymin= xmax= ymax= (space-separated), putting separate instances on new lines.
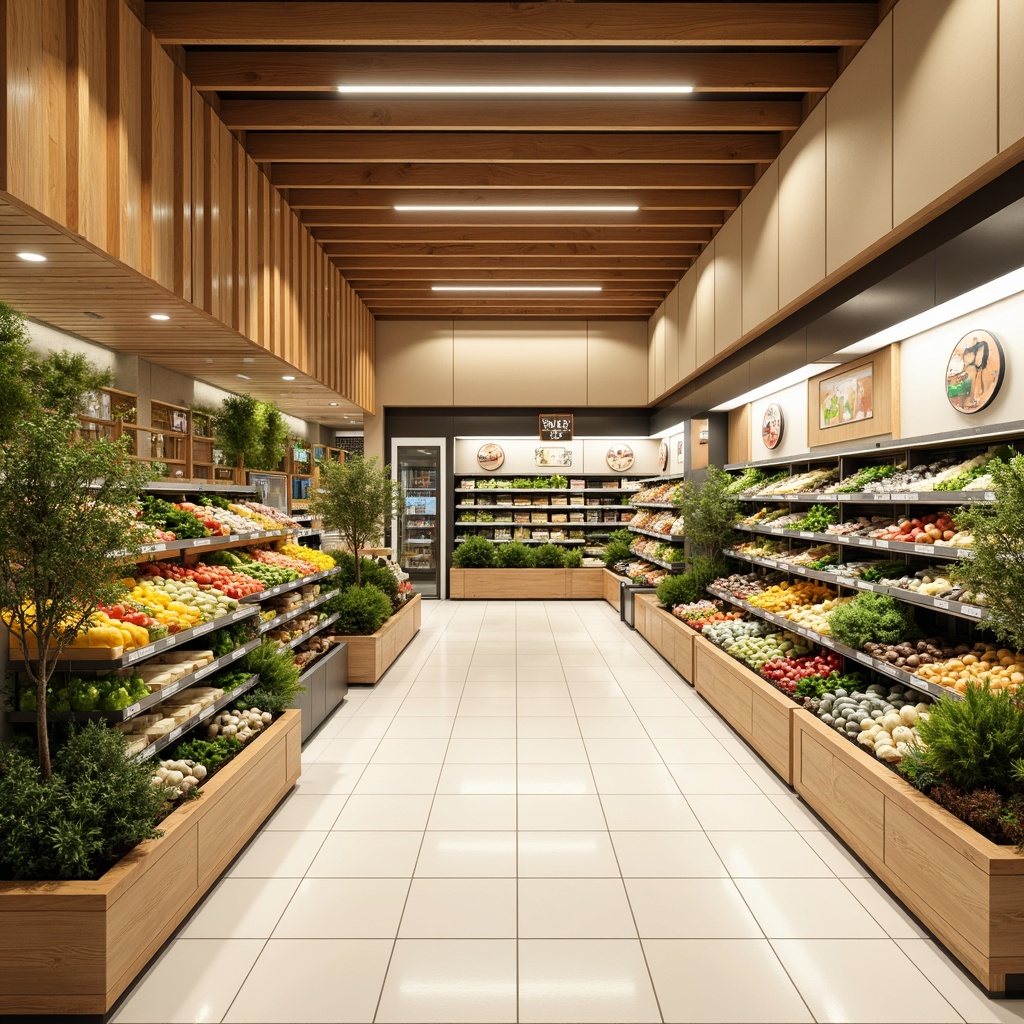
xmin=679 ymin=465 xmax=740 ymax=563
xmin=257 ymin=404 xmax=290 ymax=471
xmin=952 ymin=454 xmax=1024 ymax=650
xmin=212 ymin=393 xmax=290 ymax=471
xmin=308 ymin=455 xmax=404 ymax=586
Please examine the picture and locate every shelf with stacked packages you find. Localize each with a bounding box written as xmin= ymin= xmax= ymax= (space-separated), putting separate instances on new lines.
xmin=625 ymin=474 xmax=686 ymax=579
xmin=454 ymin=475 xmax=639 ymax=565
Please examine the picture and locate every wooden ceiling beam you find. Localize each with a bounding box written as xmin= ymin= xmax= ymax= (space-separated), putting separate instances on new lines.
xmin=325 ymin=242 xmax=698 ymax=256
xmin=185 ymin=50 xmax=837 ymax=93
xmin=312 ymin=226 xmax=713 ymax=244
xmin=370 ymin=308 xmax=655 ymax=317
xmin=147 ymin=3 xmax=878 ymax=47
xmin=219 ymin=99 xmax=803 ymax=132
xmin=345 ymin=269 xmax=682 ymax=283
xmin=245 ymin=131 xmax=780 ymax=165
xmin=300 ymin=207 xmax=725 ymax=228
xmin=331 ymin=255 xmax=691 ymax=269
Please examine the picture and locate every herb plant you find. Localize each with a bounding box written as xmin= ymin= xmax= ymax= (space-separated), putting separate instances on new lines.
xmin=827 ymin=592 xmax=920 ymax=650
xmin=602 ymin=529 xmax=634 ymax=568
xmin=794 ymin=504 xmax=839 ymax=532
xmin=330 ymin=584 xmax=394 ymax=635
xmin=679 ymin=467 xmax=739 ymax=562
xmin=241 ymin=638 xmax=304 ymax=713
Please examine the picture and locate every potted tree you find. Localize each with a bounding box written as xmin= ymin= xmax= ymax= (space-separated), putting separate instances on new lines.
xmin=212 ymin=393 xmax=290 ymax=476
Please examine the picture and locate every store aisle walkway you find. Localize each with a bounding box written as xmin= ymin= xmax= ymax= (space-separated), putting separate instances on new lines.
xmin=113 ymin=600 xmax=1024 ymax=1024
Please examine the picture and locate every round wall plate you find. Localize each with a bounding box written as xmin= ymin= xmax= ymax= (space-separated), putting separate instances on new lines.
xmin=945 ymin=329 xmax=1004 ymax=414
xmin=658 ymin=441 xmax=669 ymax=472
xmin=606 ymin=444 xmax=635 ymax=472
xmin=761 ymin=403 xmax=784 ymax=450
xmin=477 ymin=443 xmax=505 ymax=471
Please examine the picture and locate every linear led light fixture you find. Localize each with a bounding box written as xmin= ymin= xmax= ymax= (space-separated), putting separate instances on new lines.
xmin=338 ymin=84 xmax=693 ymax=96
xmin=431 ymin=285 xmax=602 ymax=293
xmin=395 ymin=204 xmax=639 ymax=213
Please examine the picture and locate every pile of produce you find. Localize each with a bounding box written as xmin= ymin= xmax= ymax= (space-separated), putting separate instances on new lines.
xmin=138 ymin=496 xmax=213 ymax=539
xmin=3 ymin=604 xmax=152 ymax=652
xmin=17 ymin=669 xmax=150 ymax=712
xmin=718 ymin=628 xmax=813 ymax=672
xmin=207 ymin=550 xmax=301 ymax=587
xmin=152 ymin=757 xmax=208 ymax=800
xmin=793 ymin=504 xmax=839 ymax=533
xmin=183 ymin=499 xmax=262 ymax=536
xmin=709 ymin=572 xmax=769 ymax=600
xmin=472 ymin=475 xmax=569 ymax=490
xmin=250 ymin=547 xmax=321 ymax=575
xmin=760 ymin=651 xmax=844 ymax=697
xmin=780 ymin=594 xmax=853 ymax=636
xmin=701 ymin=618 xmax=775 ymax=648
xmin=863 ymin=636 xmax=959 ymax=670
xmin=750 ymin=467 xmax=838 ymax=496
xmin=126 ymin=575 xmax=239 ymax=631
xmin=670 ymin=601 xmax=744 ymax=629
xmin=866 ymin=510 xmax=960 ymax=545
xmin=235 ymin=501 xmax=302 ymax=527
xmin=914 ymin=644 xmax=1024 ymax=694
xmin=632 ymin=482 xmax=683 ymax=505
xmin=625 ymin=560 xmax=670 ymax=586
xmin=826 ymin=592 xmax=920 ymax=650
xmin=139 ymin=560 xmax=264 ymax=600
xmin=205 ymin=706 xmax=273 ymax=741
xmin=278 ymin=542 xmax=335 ymax=571
xmin=725 ymin=467 xmax=774 ymax=495
xmin=812 ymin=683 xmax=931 ymax=764
xmin=748 ymin=579 xmax=836 ymax=614
xmin=226 ymin=503 xmax=281 ymax=530
xmin=630 ymin=537 xmax=685 ymax=562
xmin=823 ymin=463 xmax=900 ymax=493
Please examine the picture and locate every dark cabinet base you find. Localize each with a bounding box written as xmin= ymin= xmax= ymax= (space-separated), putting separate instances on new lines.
xmin=293 ymin=643 xmax=349 ymax=742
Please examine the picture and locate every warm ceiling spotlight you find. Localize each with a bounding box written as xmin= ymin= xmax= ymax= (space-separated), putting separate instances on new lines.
xmin=149 ymin=313 xmax=170 ymax=321
xmin=236 ymin=373 xmax=251 ymax=380
xmin=17 ymin=252 xmax=47 ymax=262
xmin=282 ymin=375 xmax=296 ymax=381
xmin=395 ymin=204 xmax=638 ymax=213
xmin=431 ymin=285 xmax=602 ymax=293
xmin=328 ymin=402 xmax=340 ymax=406
xmin=337 ymin=84 xmax=693 ymax=96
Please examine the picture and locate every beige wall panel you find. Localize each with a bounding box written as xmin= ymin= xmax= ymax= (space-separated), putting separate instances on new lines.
xmin=651 ymin=300 xmax=667 ymax=399
xmin=694 ymin=243 xmax=716 ymax=370
xmin=893 ymin=0 xmax=998 ymax=226
xmin=116 ymin=4 xmax=143 ymax=272
xmin=149 ymin=40 xmax=176 ymax=291
xmin=663 ymin=285 xmax=680 ymax=388
xmin=778 ymin=100 xmax=826 ymax=308
xmin=453 ymin=321 xmax=588 ymax=407
xmin=6 ymin=1 xmax=67 ymax=223
xmin=727 ymin=405 xmax=751 ymax=466
xmin=586 ymin=321 xmax=647 ymax=406
xmin=1001 ymin=0 xmax=1024 ymax=150
xmin=377 ymin=320 xmax=455 ymax=406
xmin=826 ymin=15 xmax=893 ymax=274
xmin=714 ymin=211 xmax=742 ymax=355
xmin=647 ymin=312 xmax=658 ymax=403
xmin=677 ymin=269 xmax=697 ymax=381
xmin=741 ymin=162 xmax=779 ymax=335
xmin=72 ymin=0 xmax=108 ymax=248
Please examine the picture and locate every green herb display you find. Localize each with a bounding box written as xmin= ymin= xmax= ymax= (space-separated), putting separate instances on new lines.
xmin=725 ymin=467 xmax=768 ymax=494
xmin=827 ymin=591 xmax=920 ymax=650
xmin=833 ymin=464 xmax=898 ymax=492
xmin=171 ymin=734 xmax=243 ymax=773
xmin=858 ymin=561 xmax=909 ymax=583
xmin=475 ymin=475 xmax=570 ymax=490
xmin=794 ymin=504 xmax=839 ymax=532
xmin=329 ymin=584 xmax=394 ymax=635
xmin=532 ymin=543 xmax=566 ymax=568
xmin=804 ymin=554 xmax=839 ymax=570
xmin=656 ymin=556 xmax=726 ymax=608
xmin=601 ymin=529 xmax=634 ymax=568
xmin=20 ymin=671 xmax=149 ymax=713
xmin=234 ymin=561 xmax=302 ymax=588
xmin=139 ymin=495 xmax=210 ymax=539
xmin=241 ymin=638 xmax=303 ymax=713
xmin=209 ymin=620 xmax=256 ymax=659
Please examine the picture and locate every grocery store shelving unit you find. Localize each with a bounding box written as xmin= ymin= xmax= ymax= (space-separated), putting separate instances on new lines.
xmin=455 ymin=476 xmax=639 ymax=561
xmin=625 ymin=472 xmax=686 ymax=574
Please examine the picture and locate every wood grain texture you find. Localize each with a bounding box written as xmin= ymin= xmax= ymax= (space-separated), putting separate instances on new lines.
xmin=339 ymin=592 xmax=421 ymax=682
xmin=448 ymin=568 xmax=605 ymax=600
xmin=602 ymin=569 xmax=623 ymax=611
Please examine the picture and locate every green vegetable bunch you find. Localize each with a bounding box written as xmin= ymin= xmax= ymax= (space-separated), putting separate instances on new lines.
xmin=209 ymin=620 xmax=257 ymax=659
xmin=235 ymin=560 xmax=302 ymax=588
xmin=827 ymin=591 xmax=920 ymax=650
xmin=172 ymin=734 xmax=243 ymax=773
xmin=656 ymin=556 xmax=726 ymax=608
xmin=857 ymin=561 xmax=908 ymax=583
xmin=804 ymin=554 xmax=839 ymax=570
xmin=725 ymin=467 xmax=768 ymax=494
xmin=139 ymin=495 xmax=210 ymax=539
xmin=794 ymin=504 xmax=839 ymax=532
xmin=833 ymin=464 xmax=898 ymax=492
xmin=20 ymin=671 xmax=149 ymax=713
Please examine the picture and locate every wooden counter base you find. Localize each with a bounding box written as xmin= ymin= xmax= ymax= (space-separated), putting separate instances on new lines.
xmin=449 ymin=568 xmax=605 ymax=600
xmin=0 ymin=710 xmax=302 ymax=1016
xmin=338 ymin=593 xmax=421 ymax=684
xmin=633 ymin=594 xmax=696 ymax=685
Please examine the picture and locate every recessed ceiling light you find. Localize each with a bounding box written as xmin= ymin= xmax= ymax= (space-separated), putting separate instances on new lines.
xmin=17 ymin=252 xmax=47 ymax=262
xmin=82 ymin=311 xmax=104 ymax=320
xmin=204 ymin=359 xmax=214 ymax=364
xmin=242 ymin=357 xmax=255 ymax=363
xmin=338 ymin=84 xmax=693 ymax=96
xmin=236 ymin=373 xmax=251 ymax=380
xmin=149 ymin=313 xmax=170 ymax=321
xmin=395 ymin=204 xmax=638 ymax=213
xmin=282 ymin=375 xmax=296 ymax=381
xmin=328 ymin=402 xmax=340 ymax=406
xmin=432 ymin=285 xmax=602 ymax=293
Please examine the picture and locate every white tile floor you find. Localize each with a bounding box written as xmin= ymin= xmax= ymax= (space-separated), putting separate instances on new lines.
xmin=112 ymin=600 xmax=1024 ymax=1024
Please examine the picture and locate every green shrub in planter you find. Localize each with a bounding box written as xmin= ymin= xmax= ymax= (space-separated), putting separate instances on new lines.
xmin=495 ymin=541 xmax=534 ymax=568
xmin=238 ymin=638 xmax=304 ymax=713
xmin=331 ymin=584 xmax=394 ymax=635
xmin=0 ymin=723 xmax=165 ymax=881
xmin=656 ymin=556 xmax=726 ymax=608
xmin=563 ymin=548 xmax=584 ymax=568
xmin=532 ymin=543 xmax=565 ymax=568
xmin=452 ymin=535 xmax=497 ymax=568
xmin=602 ymin=528 xmax=634 ymax=568
xmin=327 ymin=551 xmax=400 ymax=604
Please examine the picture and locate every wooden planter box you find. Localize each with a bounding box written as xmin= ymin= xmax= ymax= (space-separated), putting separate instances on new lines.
xmin=602 ymin=569 xmax=625 ymax=611
xmin=0 ymin=710 xmax=302 ymax=1016
xmin=793 ymin=711 xmax=1024 ymax=995
xmin=449 ymin=568 xmax=605 ymax=600
xmin=338 ymin=593 xmax=421 ymax=684
xmin=693 ymin=636 xmax=799 ymax=784
xmin=634 ymin=595 xmax=697 ymax=685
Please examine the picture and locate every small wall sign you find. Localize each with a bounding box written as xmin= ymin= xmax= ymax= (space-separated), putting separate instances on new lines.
xmin=539 ymin=414 xmax=574 ymax=441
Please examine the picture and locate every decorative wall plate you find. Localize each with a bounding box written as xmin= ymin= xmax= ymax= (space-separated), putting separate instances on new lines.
xmin=606 ymin=444 xmax=635 ymax=472
xmin=761 ymin=403 xmax=784 ymax=450
xmin=477 ymin=443 xmax=505 ymax=471
xmin=946 ymin=329 xmax=1004 ymax=414
xmin=658 ymin=441 xmax=669 ymax=472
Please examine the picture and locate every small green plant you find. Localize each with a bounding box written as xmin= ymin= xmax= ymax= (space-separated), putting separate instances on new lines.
xmin=327 ymin=551 xmax=400 ymax=604
xmin=330 ymin=584 xmax=394 ymax=634
xmin=563 ymin=548 xmax=584 ymax=568
xmin=495 ymin=541 xmax=534 ymax=568
xmin=680 ymin=467 xmax=740 ymax=562
xmin=0 ymin=723 xmax=165 ymax=881
xmin=171 ymin=735 xmax=243 ymax=774
xmin=602 ymin=529 xmax=635 ymax=568
xmin=532 ymin=543 xmax=566 ymax=568
xmin=657 ymin=573 xmax=698 ymax=609
xmin=655 ymin=556 xmax=725 ymax=608
xmin=240 ymin=638 xmax=304 ymax=713
xmin=452 ymin=535 xmax=497 ymax=568
xmin=827 ymin=592 xmax=920 ymax=650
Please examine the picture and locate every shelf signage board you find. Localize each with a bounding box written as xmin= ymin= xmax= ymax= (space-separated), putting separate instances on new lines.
xmin=539 ymin=414 xmax=574 ymax=441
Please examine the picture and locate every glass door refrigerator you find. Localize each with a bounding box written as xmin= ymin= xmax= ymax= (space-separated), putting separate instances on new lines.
xmin=391 ymin=439 xmax=446 ymax=598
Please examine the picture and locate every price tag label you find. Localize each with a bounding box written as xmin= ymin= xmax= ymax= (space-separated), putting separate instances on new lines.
xmin=165 ymin=682 xmax=181 ymax=697
xmin=984 ymin=492 xmax=996 ymax=501
xmin=124 ymin=702 xmax=142 ymax=717
xmin=837 ymin=493 xmax=851 ymax=501
xmin=140 ymin=544 xmax=160 ymax=554
xmin=199 ymin=705 xmax=215 ymax=720
xmin=878 ymin=663 xmax=899 ymax=678
xmin=875 ymin=539 xmax=890 ymax=549
xmin=933 ymin=599 xmax=949 ymax=610
xmin=126 ymin=649 xmax=143 ymax=663
xmin=193 ymin=538 xmax=212 ymax=547
xmin=230 ymin=647 xmax=245 ymax=661
xmin=915 ymin=544 xmax=934 ymax=554
xmin=799 ymin=531 xmax=815 ymax=539
xmin=855 ymin=652 xmax=873 ymax=666
xmin=963 ymin=605 xmax=983 ymax=618
xmin=891 ymin=493 xmax=915 ymax=501
xmin=168 ymin=726 xmax=184 ymax=742
xmin=770 ymin=527 xmax=783 ymax=535
xmin=856 ymin=580 xmax=872 ymax=590
xmin=874 ymin=493 xmax=890 ymax=501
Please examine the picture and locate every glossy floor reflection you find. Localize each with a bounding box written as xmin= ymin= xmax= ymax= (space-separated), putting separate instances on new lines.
xmin=112 ymin=600 xmax=1024 ymax=1024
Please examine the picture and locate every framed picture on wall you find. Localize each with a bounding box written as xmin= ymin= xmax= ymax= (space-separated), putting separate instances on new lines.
xmin=477 ymin=443 xmax=505 ymax=471
xmin=658 ymin=441 xmax=669 ymax=472
xmin=606 ymin=444 xmax=635 ymax=472
xmin=807 ymin=348 xmax=896 ymax=449
xmin=945 ymin=329 xmax=1004 ymax=414
xmin=818 ymin=364 xmax=873 ymax=429
xmin=676 ymin=439 xmax=685 ymax=464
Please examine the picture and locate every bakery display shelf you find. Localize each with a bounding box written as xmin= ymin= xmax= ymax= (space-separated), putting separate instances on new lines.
xmin=9 ymin=604 xmax=261 ymax=670
xmin=734 ymin=523 xmax=974 ymax=561
xmin=6 ymin=637 xmax=263 ymax=724
xmin=133 ymin=674 xmax=260 ymax=763
xmin=725 ymin=550 xmax=987 ymax=623
xmin=630 ymin=551 xmax=686 ymax=572
xmin=284 ymin=611 xmax=341 ymax=652
xmin=734 ymin=490 xmax=996 ymax=504
xmin=630 ymin=526 xmax=684 ymax=541
xmin=706 ymin=586 xmax=957 ymax=703
xmin=630 ymin=501 xmax=680 ymax=510
xmin=259 ymin=590 xmax=337 ymax=634
xmin=240 ymin=566 xmax=342 ymax=603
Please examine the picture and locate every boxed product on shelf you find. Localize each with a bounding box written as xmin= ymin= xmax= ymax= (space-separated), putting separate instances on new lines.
xmin=570 ymin=495 xmax=585 ymax=505
xmin=531 ymin=512 xmax=548 ymax=523
xmin=551 ymin=513 xmax=568 ymax=523
xmin=570 ymin=479 xmax=586 ymax=489
xmin=570 ymin=512 xmax=584 ymax=522
xmin=550 ymin=496 xmax=568 ymax=506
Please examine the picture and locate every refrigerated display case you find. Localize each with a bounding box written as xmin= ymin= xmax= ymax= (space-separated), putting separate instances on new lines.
xmin=392 ymin=440 xmax=446 ymax=598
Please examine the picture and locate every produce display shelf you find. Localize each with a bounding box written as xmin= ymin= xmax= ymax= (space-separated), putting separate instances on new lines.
xmin=284 ymin=611 xmax=341 ymax=652
xmin=726 ymin=550 xmax=987 ymax=623
xmin=629 ymin=526 xmax=684 ymax=541
xmin=453 ymin=537 xmax=587 ymax=545
xmin=629 ymin=501 xmax=679 ymax=510
xmin=239 ymin=566 xmax=342 ymax=603
xmin=117 ymin=528 xmax=292 ymax=560
xmin=9 ymin=604 xmax=262 ymax=670
xmin=629 ymin=551 xmax=686 ymax=572
xmin=706 ymin=586 xmax=958 ymax=703
xmin=259 ymin=590 xmax=337 ymax=634
xmin=733 ymin=490 xmax=996 ymax=504
xmin=454 ymin=487 xmax=639 ymax=495
xmin=457 ymin=520 xmax=617 ymax=528
xmin=734 ymin=523 xmax=974 ymax=561
xmin=133 ymin=674 xmax=260 ymax=763
xmin=456 ymin=503 xmax=629 ymax=512
xmin=6 ymin=637 xmax=263 ymax=724
xmin=293 ymin=527 xmax=324 ymax=539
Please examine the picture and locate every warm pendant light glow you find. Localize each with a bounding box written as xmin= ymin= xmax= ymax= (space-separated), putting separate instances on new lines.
xmin=17 ymin=252 xmax=47 ymax=262
xmin=431 ymin=285 xmax=602 ymax=293
xmin=149 ymin=313 xmax=170 ymax=321
xmin=396 ymin=204 xmax=638 ymax=213
xmin=282 ymin=375 xmax=296 ymax=381
xmin=338 ymin=84 xmax=693 ymax=96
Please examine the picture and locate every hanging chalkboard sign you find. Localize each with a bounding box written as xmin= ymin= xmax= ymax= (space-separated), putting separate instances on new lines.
xmin=539 ymin=414 xmax=573 ymax=441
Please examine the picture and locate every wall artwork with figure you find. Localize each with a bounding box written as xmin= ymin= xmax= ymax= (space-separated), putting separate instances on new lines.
xmin=819 ymin=364 xmax=873 ymax=429
xmin=946 ymin=329 xmax=1004 ymax=414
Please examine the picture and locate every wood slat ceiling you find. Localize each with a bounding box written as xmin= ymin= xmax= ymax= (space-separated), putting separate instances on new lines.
xmin=149 ymin=0 xmax=882 ymax=319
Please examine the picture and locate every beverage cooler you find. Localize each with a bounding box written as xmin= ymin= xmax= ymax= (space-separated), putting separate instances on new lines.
xmin=391 ymin=440 xmax=446 ymax=598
